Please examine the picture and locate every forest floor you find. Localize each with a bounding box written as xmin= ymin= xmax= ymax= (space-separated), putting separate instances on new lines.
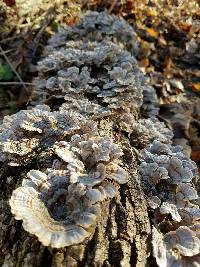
xmin=0 ymin=0 xmax=200 ymax=167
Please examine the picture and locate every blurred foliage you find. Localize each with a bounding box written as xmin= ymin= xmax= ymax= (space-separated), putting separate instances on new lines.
xmin=8 ymin=101 xmax=18 ymax=114
xmin=49 ymin=21 xmax=60 ymax=31
xmin=0 ymin=61 xmax=13 ymax=81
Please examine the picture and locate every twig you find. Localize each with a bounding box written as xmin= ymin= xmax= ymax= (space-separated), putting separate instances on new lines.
xmin=108 ymin=0 xmax=117 ymax=13
xmin=0 ymin=35 xmax=21 ymax=43
xmin=0 ymin=49 xmax=16 ymax=55
xmin=0 ymin=82 xmax=33 ymax=85
xmin=0 ymin=45 xmax=28 ymax=93
xmin=32 ymin=20 xmax=51 ymax=57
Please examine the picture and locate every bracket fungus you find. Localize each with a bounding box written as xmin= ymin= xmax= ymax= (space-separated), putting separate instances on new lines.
xmin=47 ymin=11 xmax=139 ymax=55
xmin=0 ymin=105 xmax=89 ymax=165
xmin=33 ymin=41 xmax=144 ymax=113
xmin=31 ymin=40 xmax=148 ymax=134
xmin=9 ymin=170 xmax=100 ymax=248
xmin=60 ymin=96 xmax=112 ymax=119
xmin=139 ymin=140 xmax=198 ymax=211
xmin=3 ymin=9 xmax=200 ymax=266
xmin=31 ymin=11 xmax=160 ymax=135
xmin=140 ymin=140 xmax=200 ymax=266
xmin=9 ymin=129 xmax=127 ymax=248
xmin=141 ymin=85 xmax=159 ymax=118
xmin=152 ymin=226 xmax=200 ymax=267
xmin=130 ymin=117 xmax=173 ymax=146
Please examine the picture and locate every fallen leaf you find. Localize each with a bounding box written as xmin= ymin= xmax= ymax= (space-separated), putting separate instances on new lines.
xmin=3 ymin=0 xmax=15 ymax=6
xmin=191 ymin=83 xmax=200 ymax=92
xmin=63 ymin=17 xmax=77 ymax=26
xmin=191 ymin=151 xmax=200 ymax=162
xmin=158 ymin=35 xmax=167 ymax=47
xmin=146 ymin=27 xmax=159 ymax=38
xmin=146 ymin=9 xmax=157 ymax=17
xmin=146 ymin=65 xmax=155 ymax=73
xmin=169 ymin=79 xmax=184 ymax=91
xmin=139 ymin=58 xmax=149 ymax=68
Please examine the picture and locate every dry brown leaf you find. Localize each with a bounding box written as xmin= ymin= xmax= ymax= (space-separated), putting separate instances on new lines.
xmin=146 ymin=27 xmax=159 ymax=38
xmin=191 ymin=151 xmax=200 ymax=162
xmin=3 ymin=0 xmax=15 ymax=6
xmin=146 ymin=9 xmax=157 ymax=17
xmin=191 ymin=83 xmax=200 ymax=92
xmin=139 ymin=58 xmax=149 ymax=68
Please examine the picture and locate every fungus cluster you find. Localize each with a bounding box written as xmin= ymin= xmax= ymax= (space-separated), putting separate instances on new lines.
xmin=33 ymin=41 xmax=144 ymax=114
xmin=31 ymin=11 xmax=158 ymax=132
xmin=160 ymin=96 xmax=200 ymax=157
xmin=60 ymin=97 xmax=112 ymax=119
xmin=9 ymin=124 xmax=127 ymax=248
xmin=130 ymin=117 xmax=173 ymax=146
xmin=139 ymin=140 xmax=200 ymax=266
xmin=47 ymin=11 xmax=139 ymax=55
xmin=0 ymin=105 xmax=87 ymax=165
xmin=141 ymin=85 xmax=159 ymax=117
xmin=5 ymin=11 xmax=143 ymax=250
xmin=3 ymin=10 xmax=199 ymax=263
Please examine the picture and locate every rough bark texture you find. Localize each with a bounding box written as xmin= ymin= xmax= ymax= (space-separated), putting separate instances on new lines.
xmin=0 ymin=117 xmax=151 ymax=267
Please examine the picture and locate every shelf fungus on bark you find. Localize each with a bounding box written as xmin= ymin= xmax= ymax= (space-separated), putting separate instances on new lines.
xmin=140 ymin=140 xmax=200 ymax=266
xmin=139 ymin=140 xmax=199 ymax=214
xmin=141 ymin=85 xmax=159 ymax=118
xmin=53 ymin=134 xmax=127 ymax=187
xmin=60 ymin=96 xmax=112 ymax=119
xmin=130 ymin=117 xmax=173 ymax=146
xmin=9 ymin=131 xmax=127 ymax=248
xmin=152 ymin=226 xmax=200 ymax=267
xmin=33 ymin=41 xmax=144 ymax=113
xmin=44 ymin=11 xmax=159 ymax=120
xmin=0 ymin=105 xmax=89 ymax=165
xmin=31 ymin=11 xmax=160 ymax=135
xmin=47 ymin=11 xmax=139 ymax=56
xmin=9 ymin=170 xmax=101 ymax=248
